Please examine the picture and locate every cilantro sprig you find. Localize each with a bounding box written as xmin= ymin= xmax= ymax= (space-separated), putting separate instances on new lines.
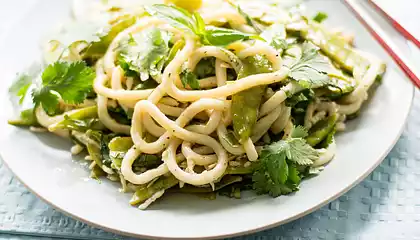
xmin=252 ymin=126 xmax=318 ymax=197
xmin=28 ymin=61 xmax=95 ymax=115
xmin=117 ymin=27 xmax=171 ymax=81
xmin=145 ymin=4 xmax=260 ymax=46
xmin=260 ymin=23 xmax=288 ymax=51
xmin=289 ymin=42 xmax=336 ymax=88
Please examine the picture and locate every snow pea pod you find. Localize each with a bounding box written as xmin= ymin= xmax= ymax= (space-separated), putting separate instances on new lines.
xmin=306 ymin=113 xmax=337 ymax=147
xmin=8 ymin=108 xmax=39 ymax=127
xmin=231 ymin=55 xmax=273 ymax=143
xmin=48 ymin=106 xmax=98 ymax=131
xmin=108 ymin=136 xmax=161 ymax=170
xmin=130 ymin=174 xmax=179 ymax=205
xmin=299 ymin=21 xmax=368 ymax=73
xmin=173 ymin=175 xmax=243 ymax=193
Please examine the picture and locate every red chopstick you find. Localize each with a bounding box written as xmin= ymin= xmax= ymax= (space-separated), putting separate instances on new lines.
xmin=367 ymin=0 xmax=420 ymax=49
xmin=343 ymin=0 xmax=420 ymax=88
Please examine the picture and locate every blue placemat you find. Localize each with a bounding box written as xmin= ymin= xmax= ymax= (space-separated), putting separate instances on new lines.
xmin=0 ymin=91 xmax=419 ymax=240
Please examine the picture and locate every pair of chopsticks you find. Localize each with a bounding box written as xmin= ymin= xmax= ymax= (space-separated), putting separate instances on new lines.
xmin=343 ymin=0 xmax=420 ymax=88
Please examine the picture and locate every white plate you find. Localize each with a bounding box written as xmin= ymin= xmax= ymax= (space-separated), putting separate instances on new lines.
xmin=0 ymin=0 xmax=414 ymax=239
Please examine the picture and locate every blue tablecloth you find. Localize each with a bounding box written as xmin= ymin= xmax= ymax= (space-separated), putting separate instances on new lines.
xmin=0 ymin=92 xmax=418 ymax=240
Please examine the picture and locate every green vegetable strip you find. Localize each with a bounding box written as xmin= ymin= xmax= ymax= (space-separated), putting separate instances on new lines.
xmin=225 ymin=163 xmax=256 ymax=175
xmin=300 ymin=21 xmax=369 ymax=73
xmin=165 ymin=39 xmax=185 ymax=66
xmin=108 ymin=137 xmax=161 ymax=169
xmin=8 ymin=108 xmax=39 ymax=127
xmin=174 ymin=175 xmax=243 ymax=193
xmin=130 ymin=174 xmax=179 ymax=205
xmin=87 ymin=143 xmax=104 ymax=168
xmin=83 ymin=14 xmax=137 ymax=58
xmin=232 ymin=87 xmax=265 ymax=143
xmin=231 ymin=56 xmax=273 ymax=143
xmin=48 ymin=106 xmax=98 ymax=131
xmin=306 ymin=114 xmax=338 ymax=147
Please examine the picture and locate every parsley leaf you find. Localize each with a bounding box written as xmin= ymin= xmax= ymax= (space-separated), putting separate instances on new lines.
xmin=180 ymin=69 xmax=200 ymax=90
xmin=118 ymin=27 xmax=171 ymax=81
xmin=252 ymin=128 xmax=318 ymax=197
xmin=289 ymin=42 xmax=335 ymax=88
xmin=145 ymin=4 xmax=258 ymax=46
xmin=32 ymin=61 xmax=95 ymax=115
xmin=313 ymin=12 xmax=328 ymax=23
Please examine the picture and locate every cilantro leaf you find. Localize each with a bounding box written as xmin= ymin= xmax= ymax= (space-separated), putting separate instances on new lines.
xmin=290 ymin=125 xmax=308 ymax=138
xmin=32 ymin=61 xmax=95 ymax=115
xmin=286 ymin=138 xmax=319 ymax=165
xmin=252 ymin=133 xmax=318 ymax=197
xmin=266 ymin=152 xmax=288 ymax=184
xmin=313 ymin=12 xmax=328 ymax=23
xmin=118 ymin=27 xmax=171 ymax=81
xmin=264 ymin=139 xmax=316 ymax=166
xmin=288 ymin=164 xmax=301 ymax=184
xmin=252 ymin=166 xmax=294 ymax=197
xmin=289 ymin=42 xmax=335 ymax=88
xmin=145 ymin=4 xmax=259 ymax=46
xmin=260 ymin=23 xmax=288 ymax=51
xmin=180 ymin=69 xmax=200 ymax=90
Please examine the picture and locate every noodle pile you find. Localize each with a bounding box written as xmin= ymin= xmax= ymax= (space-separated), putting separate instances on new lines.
xmin=9 ymin=0 xmax=385 ymax=209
